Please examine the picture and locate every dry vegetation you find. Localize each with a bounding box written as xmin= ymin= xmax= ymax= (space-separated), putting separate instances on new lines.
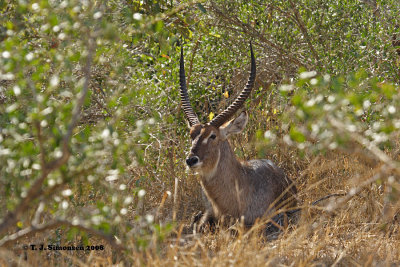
xmin=1 ymin=1 xmax=400 ymax=266
xmin=4 ymin=106 xmax=400 ymax=266
xmin=130 ymin=136 xmax=400 ymax=266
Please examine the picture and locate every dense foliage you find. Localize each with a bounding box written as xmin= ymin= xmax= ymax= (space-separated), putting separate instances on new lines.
xmin=0 ymin=0 xmax=399 ymax=265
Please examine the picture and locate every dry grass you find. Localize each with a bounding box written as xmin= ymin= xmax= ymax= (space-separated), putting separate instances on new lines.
xmin=2 ymin=75 xmax=400 ymax=266
xmin=4 ymin=136 xmax=399 ymax=266
xmin=138 ymin=148 xmax=400 ymax=267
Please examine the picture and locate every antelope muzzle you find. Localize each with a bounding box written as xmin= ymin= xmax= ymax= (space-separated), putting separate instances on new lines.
xmin=186 ymin=155 xmax=200 ymax=167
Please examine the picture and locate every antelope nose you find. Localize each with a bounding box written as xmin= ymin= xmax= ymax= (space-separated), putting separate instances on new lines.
xmin=186 ymin=156 xmax=199 ymax=167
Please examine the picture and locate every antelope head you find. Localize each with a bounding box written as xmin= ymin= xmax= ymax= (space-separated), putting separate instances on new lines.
xmin=179 ymin=44 xmax=256 ymax=176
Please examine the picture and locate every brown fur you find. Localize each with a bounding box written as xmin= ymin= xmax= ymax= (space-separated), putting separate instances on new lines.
xmin=186 ymin=113 xmax=297 ymax=227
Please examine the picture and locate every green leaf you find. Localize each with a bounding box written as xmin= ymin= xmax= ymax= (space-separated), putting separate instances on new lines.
xmin=289 ymin=127 xmax=306 ymax=143
xmin=153 ymin=21 xmax=163 ymax=32
xmin=196 ymin=3 xmax=207 ymax=13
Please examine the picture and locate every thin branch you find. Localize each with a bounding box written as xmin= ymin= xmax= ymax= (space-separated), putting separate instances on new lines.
xmin=173 ymin=177 xmax=179 ymax=221
xmin=32 ymin=202 xmax=45 ymax=226
xmin=34 ymin=121 xmax=46 ymax=170
xmin=0 ymin=171 xmax=50 ymax=236
xmin=0 ymin=31 xmax=97 ymax=236
xmin=92 ymin=93 xmax=111 ymax=116
xmin=210 ymin=3 xmax=305 ymax=68
xmin=141 ymin=0 xmax=205 ymax=29
xmin=328 ymin=116 xmax=400 ymax=175
xmin=288 ymin=0 xmax=321 ymax=69
xmin=63 ymin=35 xmax=96 ymax=151
xmin=186 ymin=34 xmax=202 ymax=88
xmin=324 ymin=165 xmax=385 ymax=213
xmin=310 ymin=116 xmax=400 ymax=213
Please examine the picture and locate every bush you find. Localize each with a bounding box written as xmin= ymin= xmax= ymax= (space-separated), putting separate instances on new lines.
xmin=0 ymin=0 xmax=399 ymax=265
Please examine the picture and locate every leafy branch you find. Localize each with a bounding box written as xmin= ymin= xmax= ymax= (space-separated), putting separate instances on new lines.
xmin=0 ymin=31 xmax=97 ymax=237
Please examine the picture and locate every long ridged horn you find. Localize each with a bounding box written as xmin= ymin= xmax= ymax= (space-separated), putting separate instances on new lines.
xmin=209 ymin=43 xmax=256 ymax=128
xmin=180 ymin=45 xmax=200 ymax=127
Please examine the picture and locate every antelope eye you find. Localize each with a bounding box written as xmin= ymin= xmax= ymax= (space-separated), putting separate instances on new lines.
xmin=210 ymin=134 xmax=216 ymax=140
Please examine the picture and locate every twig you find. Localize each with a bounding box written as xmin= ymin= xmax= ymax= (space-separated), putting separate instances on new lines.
xmin=92 ymin=94 xmax=111 ymax=116
xmin=324 ymin=165 xmax=385 ymax=213
xmin=32 ymin=202 xmax=45 ymax=226
xmin=325 ymin=116 xmax=400 ymax=212
xmin=143 ymin=0 xmax=205 ymax=28
xmin=186 ymin=35 xmax=202 ymax=88
xmin=155 ymin=191 xmax=170 ymax=222
xmin=328 ymin=116 xmax=400 ymax=175
xmin=33 ymin=121 xmax=46 ymax=170
xmin=210 ymin=3 xmax=305 ymax=68
xmin=173 ymin=177 xmax=179 ymax=221
xmin=0 ymin=30 xmax=97 ymax=236
xmin=288 ymin=0 xmax=321 ymax=69
xmin=63 ymin=36 xmax=96 ymax=151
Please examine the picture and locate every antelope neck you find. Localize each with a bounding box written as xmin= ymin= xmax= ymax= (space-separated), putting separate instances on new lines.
xmin=201 ymin=140 xmax=242 ymax=184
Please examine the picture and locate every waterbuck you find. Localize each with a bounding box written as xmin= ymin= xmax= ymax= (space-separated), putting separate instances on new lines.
xmin=179 ymin=43 xmax=297 ymax=230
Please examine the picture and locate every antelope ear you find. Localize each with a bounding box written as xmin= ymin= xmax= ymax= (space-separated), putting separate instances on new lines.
xmin=220 ymin=112 xmax=248 ymax=139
